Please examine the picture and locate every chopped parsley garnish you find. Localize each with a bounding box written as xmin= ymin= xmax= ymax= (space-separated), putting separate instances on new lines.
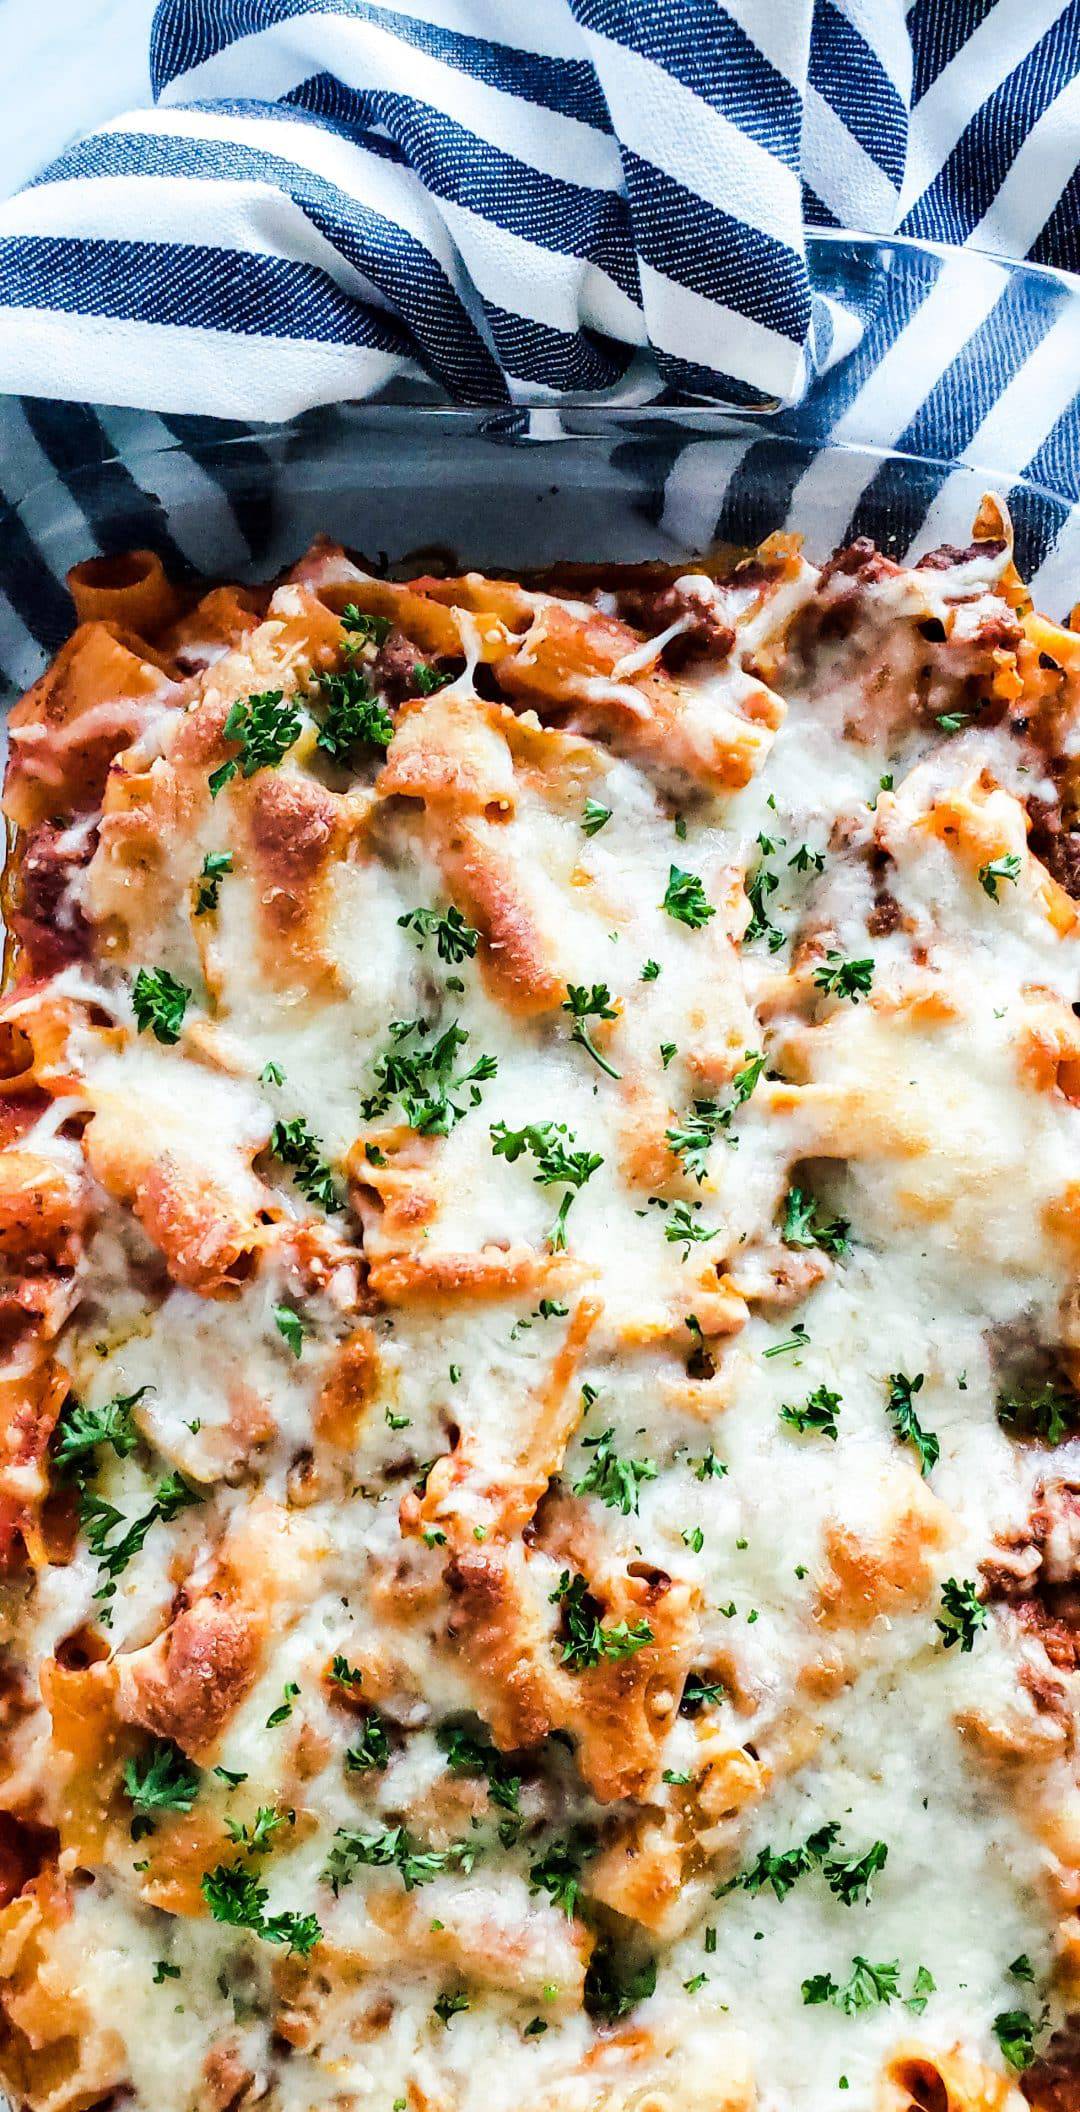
xmin=666 ymin=1051 xmax=764 ymax=1177
xmin=260 ymin=1059 xmax=285 ymax=1086
xmin=994 ymin=2009 xmax=1046 ymax=2070
xmin=584 ymin=1946 xmax=657 ymax=2021
xmin=664 ymin=1202 xmax=720 ymax=1259
xmin=124 ymin=1741 xmax=200 ymax=1833
xmin=200 ymin=1864 xmax=321 ymax=1954
xmin=979 ymin=853 xmax=1022 ymax=901
xmin=340 ymin=604 xmax=392 ymax=648
xmin=682 ymin=1525 xmax=704 ymax=1552
xmin=437 ymin=1723 xmax=521 ymax=1816
xmin=53 ymin=1387 xmax=147 ymax=1477
xmin=662 ymin=864 xmax=716 ymax=929
xmin=582 ymin=799 xmax=612 ymax=837
xmin=640 ymin=958 xmax=661 ymax=981
xmin=529 ymin=1834 xmax=593 ymax=1918
xmin=330 ymin=1654 xmax=363 ymax=1690
xmin=194 ymin=851 xmax=233 ymax=916
xmin=720 ymin=1822 xmax=839 ymax=1903
xmin=155 ymin=1471 xmax=201 ymax=1523
xmin=744 ymin=862 xmax=784 ymax=952
xmin=997 ymin=1378 xmax=1079 ymax=1445
xmin=680 ymin=1671 xmax=726 ymax=1714
xmin=412 ymin=662 xmax=453 ymax=695
xmin=660 ymin=1040 xmax=677 ymax=1068
xmin=936 ymin=709 xmax=972 ymax=734
xmin=324 ymin=1826 xmax=477 ymax=1896
xmin=345 ymin=1712 xmax=391 ymax=1773
xmin=265 ymin=1681 xmax=300 ymax=1729
xmin=225 ymin=1807 xmax=293 ymax=1856
xmin=81 ymin=1476 xmax=201 ymax=1624
xmin=549 ymin=1570 xmax=653 ymax=1670
xmin=813 ymin=952 xmax=874 ymax=1002
xmin=781 ymin=1187 xmax=851 ymax=1257
xmin=397 ymin=904 xmax=479 ymax=964
xmin=573 ymin=1429 xmax=657 ymax=1515
xmin=886 ymin=1372 xmax=939 ymax=1476
xmin=269 ymin=1117 xmax=340 ymax=1213
xmin=314 ymin=665 xmax=394 ymax=760
xmin=209 ymin=690 xmax=303 ymax=796
xmin=763 ymin=1321 xmax=809 ymax=1358
xmin=779 ymin=1384 xmax=842 ymax=1441
xmin=490 ymin=1120 xmax=602 ymax=1250
xmin=691 ymin=1443 xmax=725 ymax=1482
xmin=1009 ymin=1954 xmax=1036 ymax=1983
xmin=433 ymin=1991 xmax=470 ymax=2026
xmin=789 ymin=843 xmax=826 ymax=874
xmin=823 ymin=1839 xmax=888 ymax=1906
xmin=132 ymin=967 xmax=190 ymax=1045
xmin=562 ymin=983 xmax=621 ymax=1078
xmin=935 ymin=1576 xmax=987 ymax=1652
xmin=906 ymin=1965 xmax=936 ymax=2015
xmin=363 ymin=1020 xmax=497 ymax=1136
xmin=666 ymin=1107 xmax=722 ymax=1184
xmin=802 ymin=1957 xmax=900 ymax=2014
xmin=273 ymin=1304 xmax=306 ymax=1358
xmin=153 ymin=1960 xmax=181 ymax=1983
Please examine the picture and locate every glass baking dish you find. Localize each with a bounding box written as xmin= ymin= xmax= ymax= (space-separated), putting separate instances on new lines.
xmin=1 ymin=230 xmax=1077 ymax=703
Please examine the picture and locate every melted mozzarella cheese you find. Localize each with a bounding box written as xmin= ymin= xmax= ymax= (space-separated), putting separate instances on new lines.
xmin=3 ymin=545 xmax=1077 ymax=2112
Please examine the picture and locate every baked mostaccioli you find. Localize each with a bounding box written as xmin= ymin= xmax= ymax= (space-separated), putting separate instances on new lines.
xmin=0 ymin=508 xmax=1079 ymax=2112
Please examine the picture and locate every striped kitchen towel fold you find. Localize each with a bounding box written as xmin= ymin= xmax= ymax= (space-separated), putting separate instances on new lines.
xmin=0 ymin=0 xmax=1077 ymax=419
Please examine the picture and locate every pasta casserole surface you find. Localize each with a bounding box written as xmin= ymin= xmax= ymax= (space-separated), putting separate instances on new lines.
xmin=0 ymin=511 xmax=1078 ymax=2112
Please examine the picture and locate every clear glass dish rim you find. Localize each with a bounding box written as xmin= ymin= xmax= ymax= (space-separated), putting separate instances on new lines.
xmin=0 ymin=228 xmax=1074 ymax=486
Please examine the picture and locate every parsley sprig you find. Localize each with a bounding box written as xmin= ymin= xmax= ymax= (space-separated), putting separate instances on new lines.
xmin=194 ymin=851 xmax=233 ymax=916
xmin=662 ymin=865 xmax=716 ymax=928
xmin=437 ymin=1723 xmax=521 ymax=1820
xmin=886 ymin=1372 xmax=939 ymax=1476
xmin=124 ymin=1740 xmax=201 ymax=1838
xmin=744 ymin=861 xmax=784 ymax=952
xmin=666 ymin=1051 xmax=765 ymax=1179
xmin=549 ymin=1569 xmax=653 ymax=1669
xmin=81 ymin=1473 xmax=201 ymax=1624
xmin=345 ymin=1712 xmax=391 ymax=1774
xmin=363 ymin=1020 xmax=497 ymax=1136
xmin=53 ymin=1388 xmax=147 ymax=1477
xmin=562 ymin=983 xmax=621 ymax=1079
xmin=979 ymin=853 xmax=1022 ymax=901
xmin=781 ymin=1187 xmax=851 ymax=1257
xmin=324 ymin=1825 xmax=478 ymax=1896
xmin=201 ymin=1863 xmax=322 ymax=1955
xmin=779 ymin=1384 xmax=842 ymax=1440
xmin=209 ymin=690 xmax=303 ymax=797
xmin=994 ymin=2008 xmax=1048 ymax=2070
xmin=132 ymin=967 xmax=190 ymax=1045
xmin=997 ymin=1378 xmax=1079 ymax=1445
xmin=813 ymin=952 xmax=874 ymax=1002
xmin=314 ymin=666 xmax=394 ymax=762
xmin=529 ymin=1832 xmax=595 ymax=1918
xmin=398 ymin=905 xmax=479 ymax=964
xmin=268 ymin=1116 xmax=340 ymax=1213
xmin=663 ymin=1201 xmax=720 ymax=1259
xmin=802 ymin=1956 xmax=900 ymax=2014
xmin=573 ymin=1429 xmax=657 ymax=1515
xmin=935 ymin=1576 xmax=987 ymax=1652
xmin=490 ymin=1120 xmax=602 ymax=1249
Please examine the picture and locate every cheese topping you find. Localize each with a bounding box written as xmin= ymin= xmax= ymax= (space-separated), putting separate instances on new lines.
xmin=0 ymin=526 xmax=1077 ymax=2112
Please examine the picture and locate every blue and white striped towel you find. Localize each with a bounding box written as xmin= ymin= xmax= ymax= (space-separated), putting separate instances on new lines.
xmin=0 ymin=0 xmax=1078 ymax=688
xmin=0 ymin=0 xmax=1077 ymax=418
